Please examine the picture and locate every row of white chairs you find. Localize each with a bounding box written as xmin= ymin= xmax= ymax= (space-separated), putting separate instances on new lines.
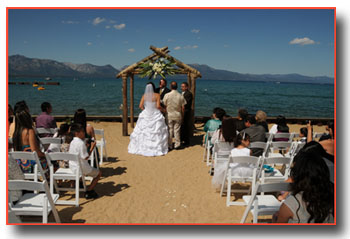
xmin=8 ymin=151 xmax=91 ymax=223
xmin=36 ymin=127 xmax=108 ymax=166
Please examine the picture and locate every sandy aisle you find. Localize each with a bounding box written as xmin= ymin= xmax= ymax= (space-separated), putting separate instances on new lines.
xmin=54 ymin=122 xmax=327 ymax=224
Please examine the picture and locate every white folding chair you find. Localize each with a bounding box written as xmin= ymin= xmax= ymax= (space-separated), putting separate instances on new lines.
xmin=240 ymin=182 xmax=290 ymax=223
xmin=249 ymin=142 xmax=269 ymax=158
xmin=265 ymin=133 xmax=272 ymax=142
xmin=220 ymin=156 xmax=262 ymax=206
xmin=203 ymin=131 xmax=215 ymax=166
xmin=89 ymin=147 xmax=100 ymax=172
xmin=260 ymin=156 xmax=292 ymax=183
xmin=8 ymin=151 xmax=48 ymax=182
xmin=94 ymin=129 xmax=108 ymax=165
xmin=39 ymin=137 xmax=63 ymax=152
xmin=211 ymin=141 xmax=234 ymax=175
xmin=45 ymin=152 xmax=87 ymax=207
xmin=8 ymin=180 xmax=61 ymax=223
xmin=271 ymin=133 xmax=293 ymax=142
xmin=267 ymin=142 xmax=292 ymax=158
xmin=36 ymin=127 xmax=58 ymax=137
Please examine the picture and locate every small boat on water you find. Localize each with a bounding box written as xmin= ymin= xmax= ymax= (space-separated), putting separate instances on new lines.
xmin=37 ymin=86 xmax=45 ymax=91
xmin=32 ymin=83 xmax=39 ymax=87
xmin=45 ymin=77 xmax=52 ymax=81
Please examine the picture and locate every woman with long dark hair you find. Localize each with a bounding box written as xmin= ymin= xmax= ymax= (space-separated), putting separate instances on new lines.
xmin=13 ymin=109 xmax=47 ymax=173
xmin=274 ymin=142 xmax=334 ymax=223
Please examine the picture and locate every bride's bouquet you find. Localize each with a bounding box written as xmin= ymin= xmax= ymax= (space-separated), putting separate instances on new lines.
xmin=139 ymin=57 xmax=180 ymax=79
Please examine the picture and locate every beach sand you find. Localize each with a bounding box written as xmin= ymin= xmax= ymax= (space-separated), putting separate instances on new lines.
xmin=46 ymin=122 xmax=326 ymax=224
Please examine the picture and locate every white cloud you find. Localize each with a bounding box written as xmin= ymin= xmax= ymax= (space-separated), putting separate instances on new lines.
xmin=191 ymin=29 xmax=200 ymax=34
xmin=92 ymin=17 xmax=106 ymax=26
xmin=114 ymin=23 xmax=126 ymax=30
xmin=87 ymin=42 xmax=92 ymax=46
xmin=105 ymin=25 xmax=111 ymax=29
xmin=62 ymin=20 xmax=79 ymax=24
xmin=109 ymin=20 xmax=116 ymax=24
xmin=289 ymin=37 xmax=316 ymax=46
xmin=184 ymin=45 xmax=199 ymax=49
xmin=174 ymin=46 xmax=181 ymax=50
xmin=128 ymin=48 xmax=135 ymax=52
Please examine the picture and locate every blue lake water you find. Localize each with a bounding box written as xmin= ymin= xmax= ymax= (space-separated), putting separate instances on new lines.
xmin=8 ymin=77 xmax=334 ymax=118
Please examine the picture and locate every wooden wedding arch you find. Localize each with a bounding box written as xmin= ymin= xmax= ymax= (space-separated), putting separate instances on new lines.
xmin=116 ymin=45 xmax=202 ymax=136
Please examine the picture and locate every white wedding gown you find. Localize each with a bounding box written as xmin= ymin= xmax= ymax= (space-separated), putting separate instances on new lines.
xmin=128 ymin=100 xmax=169 ymax=157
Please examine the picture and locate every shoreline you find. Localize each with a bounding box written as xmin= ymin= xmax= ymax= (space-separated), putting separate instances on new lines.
xmin=31 ymin=115 xmax=334 ymax=125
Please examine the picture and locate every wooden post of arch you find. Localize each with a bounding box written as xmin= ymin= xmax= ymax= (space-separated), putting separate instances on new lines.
xmin=187 ymin=72 xmax=192 ymax=90
xmin=122 ymin=74 xmax=128 ymax=136
xmin=189 ymin=73 xmax=197 ymax=136
xmin=130 ymin=74 xmax=135 ymax=128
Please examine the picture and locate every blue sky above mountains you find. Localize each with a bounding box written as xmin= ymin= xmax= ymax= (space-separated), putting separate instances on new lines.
xmin=8 ymin=9 xmax=334 ymax=77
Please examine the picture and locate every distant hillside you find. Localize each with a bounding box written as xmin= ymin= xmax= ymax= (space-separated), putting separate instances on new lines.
xmin=9 ymin=55 xmax=119 ymax=78
xmin=9 ymin=55 xmax=333 ymax=84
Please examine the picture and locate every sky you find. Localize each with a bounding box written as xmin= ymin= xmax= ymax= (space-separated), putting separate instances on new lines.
xmin=8 ymin=8 xmax=335 ymax=77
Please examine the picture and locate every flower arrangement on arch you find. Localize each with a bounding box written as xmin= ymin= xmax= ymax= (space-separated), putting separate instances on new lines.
xmin=138 ymin=57 xmax=180 ymax=79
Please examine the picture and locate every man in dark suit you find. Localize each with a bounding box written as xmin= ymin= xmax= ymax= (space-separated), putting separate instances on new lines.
xmin=155 ymin=78 xmax=171 ymax=100
xmin=180 ymin=82 xmax=193 ymax=146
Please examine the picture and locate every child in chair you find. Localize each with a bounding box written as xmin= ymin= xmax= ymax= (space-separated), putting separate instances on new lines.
xmin=69 ymin=123 xmax=101 ymax=199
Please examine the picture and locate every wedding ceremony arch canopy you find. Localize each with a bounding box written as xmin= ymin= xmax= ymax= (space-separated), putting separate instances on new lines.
xmin=116 ymin=45 xmax=202 ymax=136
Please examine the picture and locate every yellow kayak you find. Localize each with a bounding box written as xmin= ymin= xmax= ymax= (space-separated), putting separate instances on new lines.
xmin=32 ymin=84 xmax=38 ymax=87
xmin=37 ymin=86 xmax=45 ymax=91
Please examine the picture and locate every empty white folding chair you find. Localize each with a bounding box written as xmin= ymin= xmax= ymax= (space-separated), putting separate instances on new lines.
xmin=8 ymin=180 xmax=61 ymax=223
xmin=211 ymin=141 xmax=234 ymax=175
xmin=260 ymin=156 xmax=292 ymax=183
xmin=94 ymin=129 xmax=108 ymax=165
xmin=203 ymin=131 xmax=215 ymax=166
xmin=8 ymin=151 xmax=48 ymax=182
xmin=45 ymin=152 xmax=87 ymax=207
xmin=240 ymin=182 xmax=290 ymax=223
xmin=220 ymin=156 xmax=262 ymax=206
xmin=89 ymin=147 xmax=100 ymax=172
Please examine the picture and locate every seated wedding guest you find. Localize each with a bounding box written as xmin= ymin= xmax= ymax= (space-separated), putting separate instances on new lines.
xmin=211 ymin=132 xmax=252 ymax=189
xmin=299 ymin=127 xmax=308 ymax=143
xmin=12 ymin=109 xmax=47 ymax=173
xmin=203 ymin=107 xmax=226 ymax=145
xmin=307 ymin=121 xmax=334 ymax=159
xmin=69 ymin=123 xmax=101 ymax=199
xmin=8 ymin=104 xmax=14 ymax=150
xmin=36 ymin=102 xmax=57 ymax=136
xmin=273 ymin=142 xmax=334 ymax=223
xmin=235 ymin=108 xmax=248 ymax=132
xmin=10 ymin=101 xmax=30 ymax=138
xmin=73 ymin=109 xmax=97 ymax=153
xmin=255 ymin=110 xmax=269 ymax=132
xmin=269 ymin=115 xmax=290 ymax=141
xmin=47 ymin=123 xmax=70 ymax=153
xmin=241 ymin=114 xmax=266 ymax=156
xmin=211 ymin=117 xmax=236 ymax=146
xmin=14 ymin=100 xmax=29 ymax=114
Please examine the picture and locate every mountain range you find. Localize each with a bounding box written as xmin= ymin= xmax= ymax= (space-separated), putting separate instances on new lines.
xmin=9 ymin=55 xmax=333 ymax=84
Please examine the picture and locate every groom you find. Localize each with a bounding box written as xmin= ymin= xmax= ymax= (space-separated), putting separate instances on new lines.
xmin=163 ymin=81 xmax=186 ymax=150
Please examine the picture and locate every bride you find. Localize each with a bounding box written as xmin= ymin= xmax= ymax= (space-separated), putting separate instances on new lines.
xmin=128 ymin=82 xmax=169 ymax=156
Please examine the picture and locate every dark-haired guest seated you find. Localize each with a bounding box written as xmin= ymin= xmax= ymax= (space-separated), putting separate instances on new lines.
xmin=269 ymin=115 xmax=290 ymax=141
xmin=69 ymin=123 xmax=101 ymax=199
xmin=235 ymin=108 xmax=248 ymax=132
xmin=241 ymin=114 xmax=266 ymax=157
xmin=36 ymin=102 xmax=57 ymax=137
xmin=273 ymin=142 xmax=334 ymax=223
